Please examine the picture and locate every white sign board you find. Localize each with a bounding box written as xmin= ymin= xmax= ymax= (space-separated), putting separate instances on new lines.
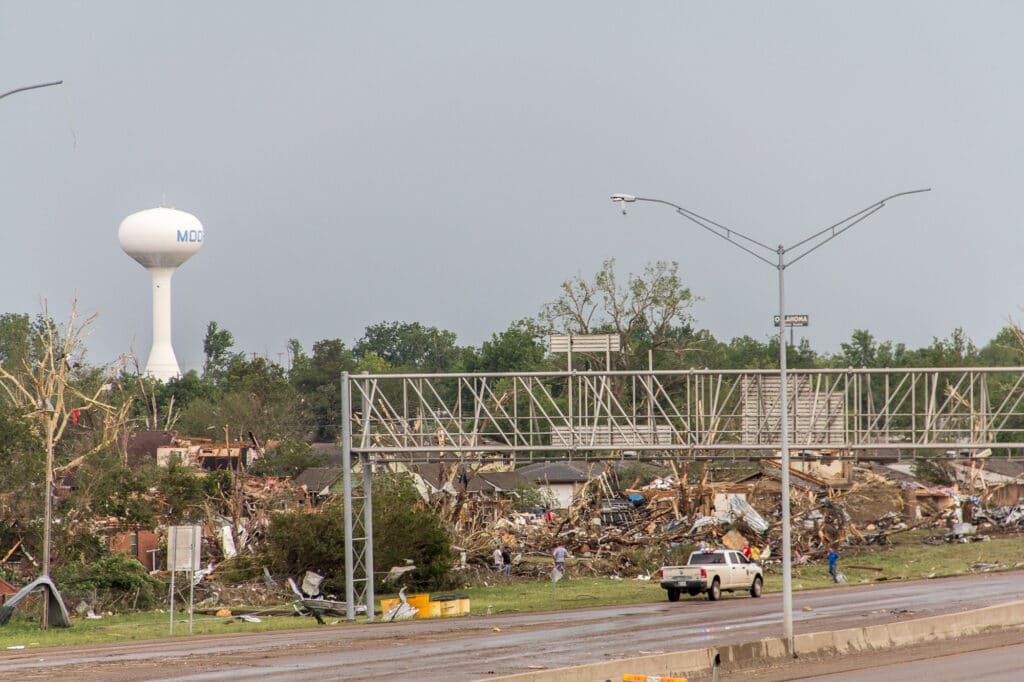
xmin=548 ymin=334 xmax=621 ymax=353
xmin=168 ymin=525 xmax=202 ymax=572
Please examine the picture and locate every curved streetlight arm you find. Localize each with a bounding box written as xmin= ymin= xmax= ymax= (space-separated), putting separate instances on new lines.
xmin=612 ymin=188 xmax=932 ymax=270
xmin=782 ymin=188 xmax=931 ymax=268
xmin=612 ymin=194 xmax=777 ymax=267
xmin=0 ymin=80 xmax=63 ymax=102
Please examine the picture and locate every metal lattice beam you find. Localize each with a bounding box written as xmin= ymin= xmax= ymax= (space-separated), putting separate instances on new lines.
xmin=346 ymin=367 xmax=1024 ymax=461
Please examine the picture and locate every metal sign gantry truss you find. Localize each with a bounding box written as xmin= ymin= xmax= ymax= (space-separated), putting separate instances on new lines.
xmin=349 ymin=367 xmax=1024 ymax=460
xmin=340 ymin=366 xmax=1024 ymax=619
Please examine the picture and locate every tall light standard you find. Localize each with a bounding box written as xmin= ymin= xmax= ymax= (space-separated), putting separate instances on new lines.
xmin=611 ymin=188 xmax=929 ymax=655
xmin=4 ymin=78 xmax=64 ymax=630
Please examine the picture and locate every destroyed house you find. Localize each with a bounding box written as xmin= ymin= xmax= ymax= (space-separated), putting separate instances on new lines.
xmin=192 ymin=439 xmax=260 ymax=470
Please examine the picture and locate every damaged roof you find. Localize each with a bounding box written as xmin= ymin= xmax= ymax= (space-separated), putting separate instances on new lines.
xmin=309 ymin=442 xmax=344 ymax=466
xmin=516 ymin=461 xmax=602 ymax=484
xmin=736 ymin=461 xmax=828 ymax=493
xmin=295 ymin=467 xmax=344 ymax=495
xmin=472 ymin=471 xmax=532 ymax=493
xmin=124 ymin=430 xmax=177 ymax=467
xmin=406 ymin=464 xmax=532 ymax=495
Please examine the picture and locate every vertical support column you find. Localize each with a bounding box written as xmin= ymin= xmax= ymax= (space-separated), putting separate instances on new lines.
xmin=341 ymin=371 xmax=355 ymax=621
xmin=777 ymin=250 xmax=794 ymax=657
xmin=361 ymin=452 xmax=375 ymax=622
xmin=567 ymin=347 xmax=575 ymax=449
xmin=360 ymin=373 xmax=375 ymax=622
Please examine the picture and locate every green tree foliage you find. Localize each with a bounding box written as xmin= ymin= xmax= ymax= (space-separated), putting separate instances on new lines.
xmin=0 ymin=313 xmax=33 ymax=379
xmin=202 ymin=321 xmax=242 ymax=383
xmin=289 ymin=339 xmax=356 ymax=441
xmin=904 ymin=328 xmax=978 ymax=367
xmin=68 ymin=453 xmax=156 ymax=526
xmin=158 ymin=370 xmax=216 ymax=413
xmin=155 ymin=461 xmax=229 ymax=523
xmin=0 ymin=401 xmax=43 ymax=555
xmin=370 ymin=474 xmax=455 ymax=589
xmin=265 ymin=502 xmax=348 ymax=592
xmin=979 ymin=326 xmax=1024 ymax=366
xmin=177 ymin=356 xmax=308 ymax=441
xmin=833 ymin=329 xmax=907 ymax=368
xmin=472 ymin=319 xmax=549 ymax=372
xmin=53 ymin=554 xmax=164 ymax=611
xmin=265 ymin=473 xmax=454 ymax=592
xmin=249 ymin=439 xmax=324 ymax=478
xmin=354 ymin=321 xmax=466 ymax=372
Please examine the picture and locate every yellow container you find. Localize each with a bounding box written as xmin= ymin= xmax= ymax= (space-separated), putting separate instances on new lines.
xmin=439 ymin=599 xmax=459 ymax=617
xmin=427 ymin=601 xmax=441 ymax=618
xmin=380 ymin=598 xmax=399 ymax=614
xmin=456 ymin=596 xmax=470 ymax=615
xmin=407 ymin=593 xmax=431 ymax=618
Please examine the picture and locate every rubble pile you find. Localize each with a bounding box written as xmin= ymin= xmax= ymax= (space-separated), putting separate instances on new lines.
xmin=444 ymin=457 xmax=1024 ymax=580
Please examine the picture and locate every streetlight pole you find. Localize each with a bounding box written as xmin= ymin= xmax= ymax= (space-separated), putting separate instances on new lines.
xmin=40 ymin=406 xmax=56 ymax=630
xmin=611 ymin=188 xmax=929 ymax=656
xmin=4 ymin=78 xmax=63 ymax=630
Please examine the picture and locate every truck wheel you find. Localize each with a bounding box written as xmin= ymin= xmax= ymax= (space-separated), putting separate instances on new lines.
xmin=707 ymin=578 xmax=721 ymax=601
xmin=667 ymin=588 xmax=681 ymax=602
xmin=750 ymin=576 xmax=763 ymax=598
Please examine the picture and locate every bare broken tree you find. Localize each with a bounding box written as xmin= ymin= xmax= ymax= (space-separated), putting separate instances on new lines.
xmin=539 ymin=258 xmax=697 ymax=371
xmin=0 ymin=300 xmax=130 ymax=570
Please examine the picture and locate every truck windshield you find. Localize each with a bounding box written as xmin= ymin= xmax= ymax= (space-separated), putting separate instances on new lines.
xmin=688 ymin=553 xmax=724 ymax=565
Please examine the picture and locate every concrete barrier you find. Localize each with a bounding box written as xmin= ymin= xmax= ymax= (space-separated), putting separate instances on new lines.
xmin=484 ymin=600 xmax=1024 ymax=682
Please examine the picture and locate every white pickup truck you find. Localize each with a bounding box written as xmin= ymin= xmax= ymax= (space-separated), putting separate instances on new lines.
xmin=658 ymin=548 xmax=763 ymax=602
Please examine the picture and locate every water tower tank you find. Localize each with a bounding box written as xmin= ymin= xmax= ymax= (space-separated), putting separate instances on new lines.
xmin=118 ymin=207 xmax=204 ymax=382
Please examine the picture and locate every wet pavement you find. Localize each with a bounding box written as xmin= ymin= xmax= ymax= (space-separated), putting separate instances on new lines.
xmin=1 ymin=571 xmax=1022 ymax=680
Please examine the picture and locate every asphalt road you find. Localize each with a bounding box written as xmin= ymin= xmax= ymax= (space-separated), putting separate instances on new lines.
xmin=1 ymin=571 xmax=1022 ymax=681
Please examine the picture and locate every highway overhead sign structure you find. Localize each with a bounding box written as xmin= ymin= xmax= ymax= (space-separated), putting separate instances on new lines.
xmin=773 ymin=314 xmax=809 ymax=327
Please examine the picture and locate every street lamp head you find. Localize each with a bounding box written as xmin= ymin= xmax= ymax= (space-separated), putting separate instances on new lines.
xmin=610 ymin=193 xmax=636 ymax=215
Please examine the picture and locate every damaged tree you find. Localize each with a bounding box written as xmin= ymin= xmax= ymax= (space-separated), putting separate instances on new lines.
xmin=0 ymin=300 xmax=129 ymax=628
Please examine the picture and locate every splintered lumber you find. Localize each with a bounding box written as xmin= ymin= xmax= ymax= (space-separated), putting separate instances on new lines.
xmin=843 ymin=564 xmax=884 ymax=572
xmin=1 ymin=540 xmax=21 ymax=564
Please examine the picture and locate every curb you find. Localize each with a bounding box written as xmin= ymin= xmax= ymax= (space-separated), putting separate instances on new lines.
xmin=483 ymin=599 xmax=1024 ymax=681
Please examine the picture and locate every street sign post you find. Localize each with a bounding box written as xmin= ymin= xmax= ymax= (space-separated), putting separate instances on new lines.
xmin=773 ymin=314 xmax=809 ymax=348
xmin=168 ymin=525 xmax=202 ymax=634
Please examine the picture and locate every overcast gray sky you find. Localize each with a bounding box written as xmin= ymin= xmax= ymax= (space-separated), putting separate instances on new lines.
xmin=2 ymin=2 xmax=1021 ymax=372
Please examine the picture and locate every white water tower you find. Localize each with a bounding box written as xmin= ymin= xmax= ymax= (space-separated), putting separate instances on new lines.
xmin=118 ymin=207 xmax=204 ymax=382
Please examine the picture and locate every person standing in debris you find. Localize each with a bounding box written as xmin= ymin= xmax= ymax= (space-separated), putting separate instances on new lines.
xmin=552 ymin=543 xmax=569 ymax=574
xmin=493 ymin=546 xmax=504 ymax=573
xmin=828 ymin=547 xmax=840 ymax=582
xmin=501 ymin=547 xmax=512 ymax=577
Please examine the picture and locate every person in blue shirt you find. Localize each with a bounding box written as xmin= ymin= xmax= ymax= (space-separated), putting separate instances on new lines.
xmin=828 ymin=548 xmax=840 ymax=582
